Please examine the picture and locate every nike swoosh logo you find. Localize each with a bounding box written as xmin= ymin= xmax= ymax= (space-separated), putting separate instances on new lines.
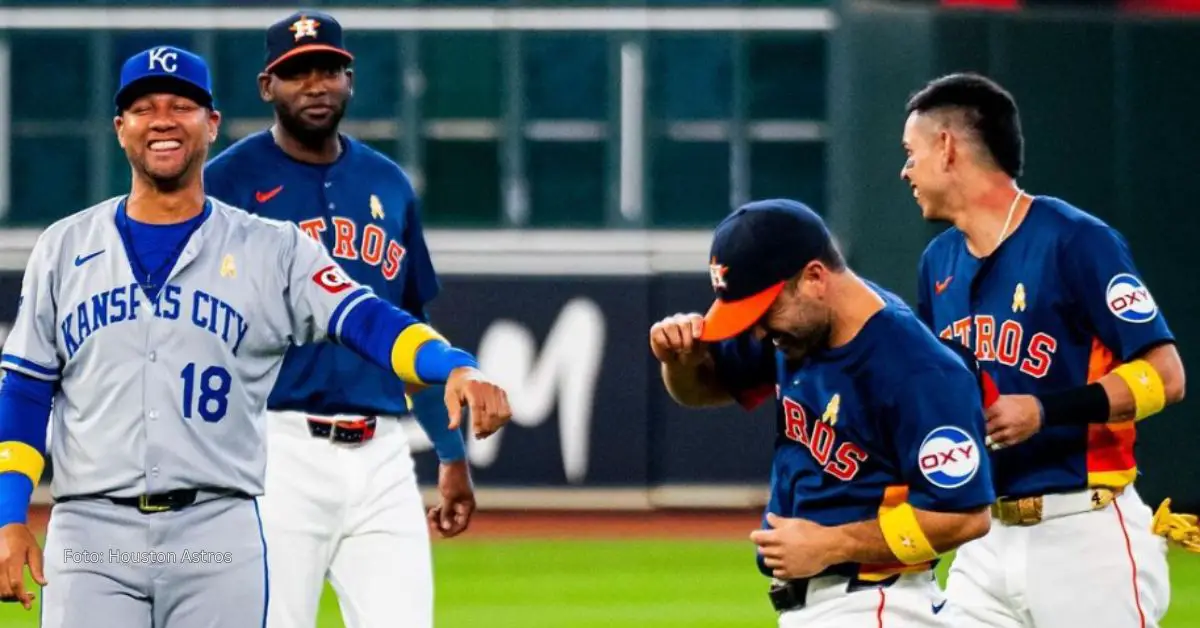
xmin=255 ymin=185 xmax=284 ymax=203
xmin=74 ymin=250 xmax=104 ymax=267
xmin=932 ymin=601 xmax=947 ymax=614
xmin=935 ymin=276 xmax=953 ymax=295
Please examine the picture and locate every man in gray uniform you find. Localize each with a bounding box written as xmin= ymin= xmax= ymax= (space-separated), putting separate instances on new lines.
xmin=0 ymin=45 xmax=512 ymax=628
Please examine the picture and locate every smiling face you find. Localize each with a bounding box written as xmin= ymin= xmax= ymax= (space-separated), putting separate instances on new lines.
xmin=260 ymin=52 xmax=353 ymax=147
xmin=114 ymin=91 xmax=219 ymax=191
xmin=899 ymin=111 xmax=958 ymax=221
xmin=752 ymin=264 xmax=835 ymax=361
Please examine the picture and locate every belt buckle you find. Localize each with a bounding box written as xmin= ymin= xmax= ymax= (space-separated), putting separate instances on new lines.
xmin=330 ymin=417 xmax=376 ymax=444
xmin=993 ymin=496 xmax=1043 ymax=526
xmin=138 ymin=494 xmax=171 ymax=514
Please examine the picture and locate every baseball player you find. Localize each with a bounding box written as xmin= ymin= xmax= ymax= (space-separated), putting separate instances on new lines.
xmin=203 ymin=11 xmax=474 ymax=628
xmin=902 ymin=72 xmax=1196 ymax=627
xmin=650 ymin=199 xmax=997 ymax=627
xmin=0 ymin=45 xmax=510 ymax=628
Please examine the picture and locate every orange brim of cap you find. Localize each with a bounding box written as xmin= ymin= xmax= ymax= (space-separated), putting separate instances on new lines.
xmin=266 ymin=44 xmax=355 ymax=72
xmin=698 ymin=281 xmax=786 ymax=342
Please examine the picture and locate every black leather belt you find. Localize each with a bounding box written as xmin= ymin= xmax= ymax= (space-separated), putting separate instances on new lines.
xmin=58 ymin=488 xmax=250 ymax=514
xmin=307 ymin=416 xmax=377 ymax=444
xmin=769 ymin=574 xmax=901 ymax=612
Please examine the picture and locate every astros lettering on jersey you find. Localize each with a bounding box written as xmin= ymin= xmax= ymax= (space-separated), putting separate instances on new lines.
xmin=204 ymin=131 xmax=439 ymax=417
xmin=916 ymin=195 xmax=1174 ymax=497
xmin=710 ymin=288 xmax=997 ymax=581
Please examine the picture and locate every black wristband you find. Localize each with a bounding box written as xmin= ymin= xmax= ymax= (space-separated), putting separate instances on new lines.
xmin=1036 ymin=383 xmax=1111 ymax=426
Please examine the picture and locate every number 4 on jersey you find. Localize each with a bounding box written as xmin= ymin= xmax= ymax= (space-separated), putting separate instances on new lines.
xmin=181 ymin=363 xmax=232 ymax=423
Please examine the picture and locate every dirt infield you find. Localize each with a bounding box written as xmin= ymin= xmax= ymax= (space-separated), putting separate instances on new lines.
xmin=27 ymin=505 xmax=762 ymax=540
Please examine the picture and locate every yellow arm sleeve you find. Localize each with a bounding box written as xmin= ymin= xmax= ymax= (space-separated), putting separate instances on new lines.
xmin=0 ymin=441 xmax=44 ymax=486
xmin=879 ymin=503 xmax=938 ymax=565
xmin=1112 ymin=359 xmax=1166 ymax=421
xmin=390 ymin=323 xmax=448 ymax=385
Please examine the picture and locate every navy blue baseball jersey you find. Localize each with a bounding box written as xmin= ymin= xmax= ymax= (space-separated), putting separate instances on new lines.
xmin=204 ymin=131 xmax=439 ymax=416
xmin=916 ymin=196 xmax=1174 ymax=499
xmin=712 ymin=288 xmax=996 ymax=580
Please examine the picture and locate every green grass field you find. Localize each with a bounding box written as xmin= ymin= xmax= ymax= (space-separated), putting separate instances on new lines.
xmin=1 ymin=539 xmax=1199 ymax=627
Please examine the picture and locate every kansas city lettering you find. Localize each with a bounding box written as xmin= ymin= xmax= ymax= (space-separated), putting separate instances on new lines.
xmin=61 ymin=284 xmax=249 ymax=358
xmin=940 ymin=315 xmax=1057 ymax=378
xmin=781 ymin=396 xmax=869 ymax=481
xmin=297 ymin=216 xmax=406 ymax=281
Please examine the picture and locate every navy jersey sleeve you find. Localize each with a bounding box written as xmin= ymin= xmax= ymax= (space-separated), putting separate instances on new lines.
xmin=915 ymin=251 xmax=934 ymax=330
xmin=1060 ymin=225 xmax=1174 ymax=362
xmin=399 ymin=199 xmax=441 ymax=318
xmin=708 ymin=333 xmax=776 ymax=410
xmin=203 ymin=154 xmax=250 ymax=211
xmin=886 ymin=367 xmax=995 ymax=512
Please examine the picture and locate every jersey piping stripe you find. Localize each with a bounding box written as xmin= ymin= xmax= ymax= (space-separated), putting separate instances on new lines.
xmin=1085 ymin=337 xmax=1138 ymax=488
xmin=328 ymin=287 xmax=373 ymax=341
xmin=875 ymin=588 xmax=886 ymax=628
xmin=253 ymin=498 xmax=270 ymax=628
xmin=1112 ymin=498 xmax=1147 ymax=628
xmin=0 ymin=354 xmax=59 ymax=381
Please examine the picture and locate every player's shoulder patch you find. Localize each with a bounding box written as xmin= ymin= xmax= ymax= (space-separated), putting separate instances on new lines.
xmin=917 ymin=425 xmax=981 ymax=489
xmin=312 ymin=264 xmax=353 ymax=294
xmin=1106 ymin=272 xmax=1157 ymax=324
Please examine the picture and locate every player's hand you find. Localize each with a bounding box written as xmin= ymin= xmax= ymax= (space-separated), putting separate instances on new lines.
xmin=0 ymin=523 xmax=44 ymax=610
xmin=428 ymin=459 xmax=476 ymax=539
xmin=750 ymin=513 xmax=838 ymax=580
xmin=984 ymin=394 xmax=1043 ymax=450
xmin=445 ymin=367 xmax=512 ymax=440
xmin=649 ymin=313 xmax=710 ymax=367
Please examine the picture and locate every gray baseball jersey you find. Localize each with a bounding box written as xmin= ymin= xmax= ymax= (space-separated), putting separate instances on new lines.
xmin=1 ymin=195 xmax=376 ymax=499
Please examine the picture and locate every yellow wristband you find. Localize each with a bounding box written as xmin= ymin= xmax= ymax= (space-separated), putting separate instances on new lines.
xmin=390 ymin=323 xmax=448 ymax=385
xmin=1112 ymin=359 xmax=1166 ymax=421
xmin=0 ymin=442 xmax=44 ymax=487
xmin=879 ymin=503 xmax=937 ymax=565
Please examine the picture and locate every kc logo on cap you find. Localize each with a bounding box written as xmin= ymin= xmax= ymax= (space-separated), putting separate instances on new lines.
xmin=146 ymin=47 xmax=179 ymax=73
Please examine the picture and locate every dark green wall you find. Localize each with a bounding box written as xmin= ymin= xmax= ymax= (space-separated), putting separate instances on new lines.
xmin=830 ymin=1 xmax=1200 ymax=509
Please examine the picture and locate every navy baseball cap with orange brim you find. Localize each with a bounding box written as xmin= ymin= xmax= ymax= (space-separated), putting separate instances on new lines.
xmin=699 ymin=199 xmax=836 ymax=342
xmin=264 ymin=10 xmax=354 ymax=73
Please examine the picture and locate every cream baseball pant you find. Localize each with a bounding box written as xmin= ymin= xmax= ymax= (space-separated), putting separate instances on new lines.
xmin=776 ymin=571 xmax=950 ymax=627
xmin=943 ymin=484 xmax=1170 ymax=627
xmin=258 ymin=410 xmax=433 ymax=628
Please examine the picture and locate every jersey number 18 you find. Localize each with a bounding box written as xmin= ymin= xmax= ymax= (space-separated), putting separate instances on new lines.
xmin=180 ymin=363 xmax=232 ymax=423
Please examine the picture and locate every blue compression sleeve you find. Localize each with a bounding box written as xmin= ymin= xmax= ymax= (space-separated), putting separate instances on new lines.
xmin=339 ymin=297 xmax=479 ymax=384
xmin=409 ymin=385 xmax=466 ymax=462
xmin=0 ymin=371 xmax=54 ymax=525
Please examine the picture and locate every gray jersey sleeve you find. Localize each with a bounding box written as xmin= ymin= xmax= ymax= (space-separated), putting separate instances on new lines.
xmin=278 ymin=223 xmax=375 ymax=346
xmin=2 ymin=230 xmax=61 ymax=381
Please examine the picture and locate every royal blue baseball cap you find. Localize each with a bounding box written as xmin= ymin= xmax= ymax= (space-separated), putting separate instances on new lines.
xmin=699 ymin=199 xmax=836 ymax=342
xmin=264 ymin=10 xmax=354 ymax=73
xmin=114 ymin=45 xmax=214 ymax=112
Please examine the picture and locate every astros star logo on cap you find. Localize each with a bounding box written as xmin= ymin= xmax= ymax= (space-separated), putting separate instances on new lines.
xmin=290 ymin=16 xmax=320 ymax=41
xmin=709 ymin=257 xmax=728 ymax=292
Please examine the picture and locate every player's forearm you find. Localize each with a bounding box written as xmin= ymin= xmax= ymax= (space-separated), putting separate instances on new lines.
xmin=338 ymin=296 xmax=479 ymax=385
xmin=827 ymin=507 xmax=991 ymax=566
xmin=661 ymin=356 xmax=734 ymax=408
xmin=408 ymin=385 xmax=467 ymax=461
xmin=0 ymin=371 xmax=53 ymax=526
xmin=1038 ymin=343 xmax=1185 ymax=426
xmin=1099 ymin=343 xmax=1185 ymax=420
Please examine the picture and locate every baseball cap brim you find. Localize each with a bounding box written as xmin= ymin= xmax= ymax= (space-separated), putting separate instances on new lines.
xmin=266 ymin=45 xmax=354 ymax=73
xmin=698 ymin=281 xmax=786 ymax=342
